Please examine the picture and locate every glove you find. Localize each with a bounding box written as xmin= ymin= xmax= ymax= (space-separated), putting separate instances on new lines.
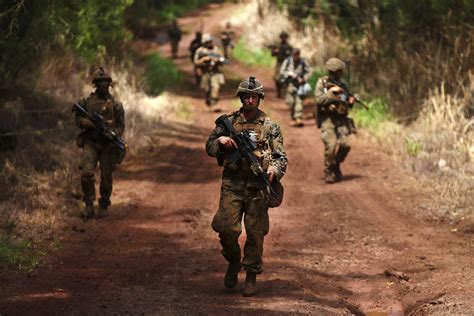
xmin=80 ymin=117 xmax=95 ymax=129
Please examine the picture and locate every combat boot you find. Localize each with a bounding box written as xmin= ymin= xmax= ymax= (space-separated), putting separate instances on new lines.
xmin=224 ymin=261 xmax=241 ymax=289
xmin=294 ymin=118 xmax=304 ymax=127
xmin=334 ymin=164 xmax=343 ymax=181
xmin=324 ymin=171 xmax=336 ymax=184
xmin=81 ymin=203 xmax=95 ymax=220
xmin=97 ymin=205 xmax=109 ymax=218
xmin=242 ymin=272 xmax=258 ymax=297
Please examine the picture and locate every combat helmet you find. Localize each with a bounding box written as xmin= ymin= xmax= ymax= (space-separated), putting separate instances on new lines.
xmin=235 ymin=76 xmax=265 ymax=99
xmin=279 ymin=31 xmax=289 ymax=39
xmin=92 ymin=66 xmax=112 ymax=83
xmin=325 ymin=58 xmax=346 ymax=72
xmin=202 ymin=33 xmax=213 ymax=43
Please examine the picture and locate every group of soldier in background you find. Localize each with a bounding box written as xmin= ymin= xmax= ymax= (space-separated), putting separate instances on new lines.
xmin=71 ymin=21 xmax=361 ymax=298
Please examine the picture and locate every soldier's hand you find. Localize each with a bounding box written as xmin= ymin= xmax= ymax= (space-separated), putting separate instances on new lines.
xmin=267 ymin=169 xmax=276 ymax=182
xmin=329 ymin=85 xmax=343 ymax=94
xmin=80 ymin=117 xmax=95 ymax=129
xmin=348 ymin=95 xmax=356 ymax=105
xmin=218 ymin=136 xmax=237 ymax=149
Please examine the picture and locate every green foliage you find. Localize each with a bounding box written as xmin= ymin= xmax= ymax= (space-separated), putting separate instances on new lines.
xmin=308 ymin=68 xmax=326 ymax=90
xmin=0 ymin=236 xmax=42 ymax=273
xmin=232 ymin=39 xmax=274 ymax=67
xmin=0 ymin=0 xmax=134 ymax=86
xmin=405 ymin=137 xmax=424 ymax=157
xmin=352 ymin=98 xmax=392 ymax=128
xmin=145 ymin=52 xmax=181 ymax=96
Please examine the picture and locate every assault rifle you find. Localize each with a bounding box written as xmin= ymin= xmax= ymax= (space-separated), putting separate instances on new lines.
xmin=72 ymin=103 xmax=128 ymax=164
xmin=198 ymin=51 xmax=229 ymax=65
xmin=216 ymin=114 xmax=283 ymax=207
xmin=324 ymin=79 xmax=370 ymax=110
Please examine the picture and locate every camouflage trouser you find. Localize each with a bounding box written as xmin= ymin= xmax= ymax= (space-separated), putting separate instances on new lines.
xmin=285 ymin=85 xmax=304 ymax=120
xmin=212 ymin=184 xmax=269 ymax=274
xmin=79 ymin=141 xmax=117 ymax=208
xmin=320 ymin=116 xmax=351 ymax=174
xmin=170 ymin=40 xmax=179 ymax=58
xmin=200 ymin=72 xmax=222 ymax=107
xmin=273 ymin=62 xmax=286 ymax=97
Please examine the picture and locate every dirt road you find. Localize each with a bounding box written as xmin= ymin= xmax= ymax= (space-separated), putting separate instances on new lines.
xmin=1 ymin=3 xmax=473 ymax=315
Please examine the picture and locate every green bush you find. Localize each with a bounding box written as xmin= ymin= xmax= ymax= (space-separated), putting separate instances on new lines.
xmin=308 ymin=68 xmax=326 ymax=91
xmin=232 ymin=39 xmax=274 ymax=67
xmin=145 ymin=52 xmax=181 ymax=96
xmin=0 ymin=236 xmax=42 ymax=273
xmin=405 ymin=137 xmax=424 ymax=157
xmin=352 ymin=98 xmax=392 ymax=128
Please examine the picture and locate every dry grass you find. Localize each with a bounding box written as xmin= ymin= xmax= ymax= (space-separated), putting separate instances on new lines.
xmin=232 ymin=0 xmax=474 ymax=216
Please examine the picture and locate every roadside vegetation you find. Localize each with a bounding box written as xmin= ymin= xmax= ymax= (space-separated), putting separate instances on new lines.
xmin=232 ymin=0 xmax=473 ymax=216
xmin=0 ymin=0 xmax=214 ymax=274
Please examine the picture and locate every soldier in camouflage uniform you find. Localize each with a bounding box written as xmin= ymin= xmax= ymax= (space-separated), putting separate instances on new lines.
xmin=167 ymin=20 xmax=182 ymax=59
xmin=270 ymin=31 xmax=293 ymax=98
xmin=206 ymin=76 xmax=287 ymax=297
xmin=314 ymin=58 xmax=355 ymax=183
xmin=220 ymin=22 xmax=235 ymax=59
xmin=280 ymin=48 xmax=312 ymax=127
xmin=194 ymin=33 xmax=226 ymax=112
xmin=74 ymin=67 xmax=125 ymax=219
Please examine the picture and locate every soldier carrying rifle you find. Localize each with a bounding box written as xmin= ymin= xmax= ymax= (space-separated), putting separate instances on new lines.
xmin=206 ymin=76 xmax=287 ymax=297
xmin=194 ymin=33 xmax=227 ymax=112
xmin=73 ymin=67 xmax=126 ymax=219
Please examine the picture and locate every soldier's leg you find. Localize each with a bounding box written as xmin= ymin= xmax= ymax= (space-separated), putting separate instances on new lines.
xmin=200 ymin=73 xmax=212 ymax=106
xmin=335 ymin=124 xmax=351 ymax=164
xmin=242 ymin=189 xmax=269 ymax=274
xmin=274 ymin=63 xmax=282 ymax=98
xmin=79 ymin=143 xmax=99 ymax=216
xmin=210 ymin=73 xmax=221 ymax=109
xmin=320 ymin=118 xmax=338 ymax=182
xmin=98 ymin=143 xmax=118 ymax=211
xmin=212 ymin=188 xmax=245 ymax=264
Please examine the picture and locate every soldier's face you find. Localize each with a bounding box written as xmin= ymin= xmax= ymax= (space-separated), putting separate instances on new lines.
xmin=242 ymin=93 xmax=260 ymax=110
xmin=95 ymin=80 xmax=110 ymax=93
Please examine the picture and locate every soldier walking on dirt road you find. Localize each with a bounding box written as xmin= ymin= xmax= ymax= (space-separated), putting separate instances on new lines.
xmin=168 ymin=20 xmax=182 ymax=59
xmin=315 ymin=58 xmax=355 ymax=183
xmin=194 ymin=33 xmax=227 ymax=112
xmin=280 ymin=48 xmax=312 ymax=127
xmin=269 ymin=31 xmax=293 ymax=99
xmin=73 ymin=67 xmax=125 ymax=219
xmin=206 ymin=76 xmax=287 ymax=297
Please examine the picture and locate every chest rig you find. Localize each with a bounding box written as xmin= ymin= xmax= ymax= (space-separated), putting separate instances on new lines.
xmin=321 ymin=77 xmax=350 ymax=116
xmin=225 ymin=111 xmax=272 ymax=172
xmin=87 ymin=94 xmax=116 ymax=128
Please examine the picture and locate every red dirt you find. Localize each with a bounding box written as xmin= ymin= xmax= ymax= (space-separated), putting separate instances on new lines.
xmin=1 ymin=3 xmax=473 ymax=315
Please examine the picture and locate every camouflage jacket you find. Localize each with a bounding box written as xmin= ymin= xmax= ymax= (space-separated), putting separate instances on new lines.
xmin=271 ymin=42 xmax=293 ymax=64
xmin=194 ymin=46 xmax=225 ymax=73
xmin=206 ymin=109 xmax=287 ymax=188
xmin=314 ymin=75 xmax=352 ymax=115
xmin=75 ymin=92 xmax=125 ymax=143
xmin=280 ymin=56 xmax=312 ymax=88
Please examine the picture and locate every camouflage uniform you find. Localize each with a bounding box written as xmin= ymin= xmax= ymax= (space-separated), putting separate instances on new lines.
xmin=189 ymin=32 xmax=202 ymax=84
xmin=280 ymin=54 xmax=312 ymax=123
xmin=75 ymin=69 xmax=125 ymax=212
xmin=194 ymin=37 xmax=225 ymax=109
xmin=168 ymin=21 xmax=182 ymax=59
xmin=314 ymin=58 xmax=353 ymax=182
xmin=270 ymin=33 xmax=293 ymax=98
xmin=220 ymin=23 xmax=235 ymax=59
xmin=206 ymin=110 xmax=287 ymax=274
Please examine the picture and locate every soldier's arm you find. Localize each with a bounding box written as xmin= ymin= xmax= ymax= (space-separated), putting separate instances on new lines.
xmin=268 ymin=121 xmax=288 ymax=181
xmin=314 ymin=79 xmax=338 ymax=106
xmin=279 ymin=59 xmax=289 ymax=77
xmin=302 ymin=60 xmax=312 ymax=82
xmin=194 ymin=49 xmax=208 ymax=66
xmin=206 ymin=125 xmax=227 ymax=157
xmin=74 ymin=98 xmax=89 ymax=129
xmin=113 ymin=102 xmax=125 ymax=137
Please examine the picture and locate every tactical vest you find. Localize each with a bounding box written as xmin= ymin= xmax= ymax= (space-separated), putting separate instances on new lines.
xmin=86 ymin=94 xmax=116 ymax=129
xmin=224 ymin=111 xmax=272 ymax=174
xmin=321 ymin=76 xmax=350 ymax=116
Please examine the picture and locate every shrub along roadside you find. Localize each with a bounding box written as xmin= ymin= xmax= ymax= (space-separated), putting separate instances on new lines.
xmin=144 ymin=53 xmax=182 ymax=96
xmin=232 ymin=39 xmax=274 ymax=68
